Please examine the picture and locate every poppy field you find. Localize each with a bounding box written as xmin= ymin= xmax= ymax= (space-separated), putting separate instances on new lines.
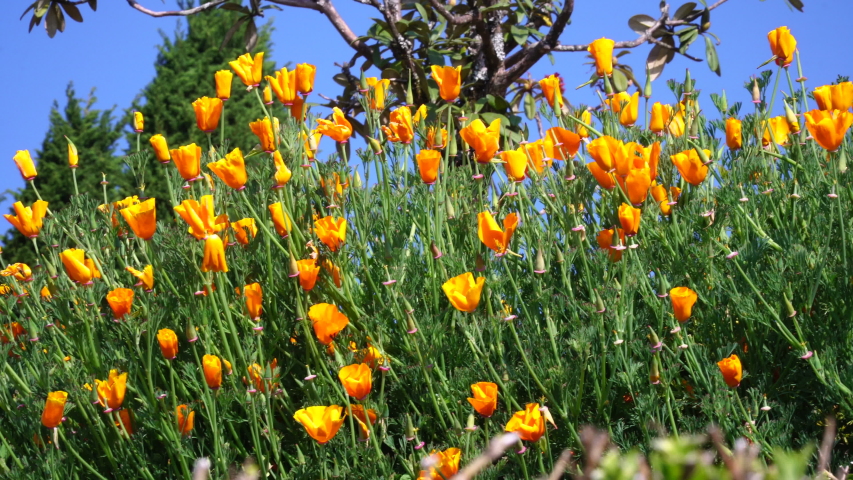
xmin=3 ymin=26 xmax=853 ymax=479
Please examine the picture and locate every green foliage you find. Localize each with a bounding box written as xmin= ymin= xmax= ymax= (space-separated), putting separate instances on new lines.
xmin=126 ymin=8 xmax=276 ymax=207
xmin=2 ymin=84 xmax=123 ymax=263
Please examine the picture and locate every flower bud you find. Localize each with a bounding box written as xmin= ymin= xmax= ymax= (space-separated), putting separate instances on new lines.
xmin=289 ymin=255 xmax=300 ymax=278
xmin=448 ymin=135 xmax=458 ymax=156
xmin=367 ymin=137 xmax=383 ymax=155
xmin=430 ymin=241 xmax=442 ymax=259
xmin=683 ymin=69 xmax=693 ymax=94
xmin=475 ymin=253 xmax=486 ymax=272
xmin=784 ymin=102 xmax=800 ymax=132
xmin=752 ymin=78 xmax=761 ymax=103
xmin=643 ymin=67 xmax=652 ymax=99
xmin=595 ymin=290 xmax=606 ymax=313
xmin=466 ymin=413 xmax=477 ymax=431
xmin=405 ymin=413 xmax=416 ymax=440
xmin=555 ymin=248 xmax=564 ymax=264
xmin=185 ymin=319 xmax=198 ymax=343
xmin=359 ymin=71 xmax=369 ymax=91
xmin=353 ymin=171 xmax=363 ymax=189
xmin=296 ymin=445 xmax=306 ymax=465
xmin=533 ymin=249 xmax=546 ymax=274
xmin=783 ymin=292 xmax=797 ymax=318
xmin=406 ymin=73 xmax=415 ymax=106
xmin=650 ymin=357 xmax=661 ymax=384
xmin=445 ymin=199 xmax=456 ymax=219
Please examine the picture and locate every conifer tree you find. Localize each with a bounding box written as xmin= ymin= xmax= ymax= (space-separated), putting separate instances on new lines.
xmin=126 ymin=10 xmax=276 ymax=204
xmin=2 ymin=84 xmax=123 ymax=263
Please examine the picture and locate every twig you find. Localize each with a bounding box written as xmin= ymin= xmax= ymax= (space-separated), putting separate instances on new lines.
xmin=450 ymin=433 xmax=520 ymax=480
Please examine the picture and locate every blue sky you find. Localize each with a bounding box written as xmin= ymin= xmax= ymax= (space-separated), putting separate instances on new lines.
xmin=1 ymin=0 xmax=850 ymax=234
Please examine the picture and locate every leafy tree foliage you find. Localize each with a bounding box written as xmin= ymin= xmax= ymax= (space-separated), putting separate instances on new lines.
xmin=2 ymin=84 xmax=123 ymax=263
xmin=124 ymin=9 xmax=276 ymax=205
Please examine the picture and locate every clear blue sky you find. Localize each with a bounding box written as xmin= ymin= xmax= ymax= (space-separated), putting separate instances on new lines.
xmin=1 ymin=0 xmax=850 ymax=234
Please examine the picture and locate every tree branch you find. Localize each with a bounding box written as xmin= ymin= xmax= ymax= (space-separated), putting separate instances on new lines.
xmin=498 ymin=0 xmax=574 ymax=88
xmin=551 ymin=0 xmax=729 ymax=52
xmin=425 ymin=0 xmax=473 ymax=25
xmin=313 ymin=0 xmax=373 ymax=58
xmin=125 ymin=0 xmax=228 ymax=17
xmin=265 ymin=0 xmax=323 ymax=11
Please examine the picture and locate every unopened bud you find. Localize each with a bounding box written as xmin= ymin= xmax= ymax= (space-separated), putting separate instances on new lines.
xmin=296 ymin=445 xmax=306 ymax=465
xmin=353 ymin=170 xmax=363 ymax=189
xmin=643 ymin=67 xmax=653 ymax=99
xmin=367 ymin=137 xmax=383 ymax=155
xmin=784 ymin=102 xmax=800 ymax=132
xmin=648 ymin=327 xmax=662 ymax=352
xmin=466 ymin=414 xmax=477 ymax=431
xmin=359 ymin=70 xmax=368 ymax=91
xmin=402 ymin=297 xmax=415 ymax=314
xmin=783 ymin=292 xmax=797 ymax=318
xmin=289 ymin=255 xmax=300 ymax=278
xmin=448 ymin=135 xmax=458 ymax=157
xmin=752 ymin=78 xmax=761 ymax=104
xmin=406 ymin=72 xmax=415 ymax=106
xmin=604 ymin=74 xmax=614 ymax=95
xmin=405 ymin=414 xmax=416 ymax=440
xmin=185 ymin=319 xmax=198 ymax=343
xmin=534 ymin=249 xmax=546 ymax=274
xmin=683 ymin=69 xmax=693 ymax=94
xmin=555 ymin=248 xmax=564 ymax=264
xmin=595 ymin=290 xmax=606 ymax=313
xmin=430 ymin=241 xmax=443 ymax=259
xmin=406 ymin=315 xmax=418 ymax=334
xmin=650 ymin=357 xmax=661 ymax=384
xmin=445 ymin=200 xmax=456 ymax=219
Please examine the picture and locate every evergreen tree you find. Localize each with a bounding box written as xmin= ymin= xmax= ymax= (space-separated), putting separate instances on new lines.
xmin=2 ymin=84 xmax=123 ymax=263
xmin=126 ymin=10 xmax=276 ymax=204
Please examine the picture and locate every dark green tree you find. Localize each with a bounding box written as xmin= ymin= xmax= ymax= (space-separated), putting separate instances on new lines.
xmin=125 ymin=9 xmax=276 ymax=204
xmin=1 ymin=84 xmax=124 ymax=263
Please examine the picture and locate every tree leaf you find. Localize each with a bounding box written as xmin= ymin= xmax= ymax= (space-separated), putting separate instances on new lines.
xmin=61 ymin=2 xmax=84 ymax=23
xmin=243 ymin=19 xmax=258 ymax=51
xmin=20 ymin=2 xmax=36 ymax=21
xmin=628 ymin=14 xmax=656 ymax=35
xmin=673 ymin=2 xmax=698 ymax=20
xmin=786 ymin=0 xmax=804 ymax=12
xmin=523 ymin=93 xmax=536 ymax=120
xmin=427 ymin=49 xmax=444 ymax=67
xmin=56 ymin=4 xmax=66 ymax=32
xmin=45 ymin=3 xmax=58 ymax=38
xmin=88 ymin=0 xmax=97 ymax=11
xmin=220 ymin=2 xmax=250 ymax=13
xmin=646 ymin=37 xmax=675 ymax=81
xmin=221 ymin=16 xmax=247 ymax=50
xmin=704 ymin=35 xmax=720 ymax=76
xmin=510 ymin=25 xmax=528 ymax=46
xmin=611 ymin=69 xmax=629 ymax=93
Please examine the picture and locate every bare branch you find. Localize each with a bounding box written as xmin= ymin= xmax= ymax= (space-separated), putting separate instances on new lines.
xmin=314 ymin=0 xmax=373 ymax=58
xmin=425 ymin=0 xmax=473 ymax=25
xmin=551 ymin=0 xmax=729 ymax=53
xmin=265 ymin=0 xmax=323 ymax=11
xmin=499 ymin=0 xmax=574 ymax=85
xmin=125 ymin=0 xmax=228 ymax=17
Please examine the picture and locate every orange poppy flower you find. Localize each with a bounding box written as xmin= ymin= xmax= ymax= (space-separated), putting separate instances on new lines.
xmin=293 ymin=405 xmax=345 ymax=444
xmin=505 ymin=403 xmax=545 ymax=442
xmin=442 ymin=272 xmax=485 ymax=313
xmin=467 ymin=382 xmax=498 ymax=417
xmin=338 ymin=363 xmax=372 ymax=400
xmin=314 ymin=216 xmax=347 ymax=252
xmin=477 ymin=211 xmax=518 ymax=255
xmin=308 ymin=303 xmax=349 ymax=345
xmin=106 ymin=288 xmax=134 ymax=320
xmin=4 ymin=200 xmax=48 ymax=238
xmin=669 ymin=287 xmax=698 ymax=322
xmin=717 ymin=354 xmax=742 ymax=388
